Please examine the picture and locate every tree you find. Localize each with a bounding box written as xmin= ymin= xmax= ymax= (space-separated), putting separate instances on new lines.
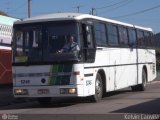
xmin=0 ymin=11 xmax=8 ymax=16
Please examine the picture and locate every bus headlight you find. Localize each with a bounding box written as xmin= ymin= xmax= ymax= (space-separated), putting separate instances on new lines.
xmin=60 ymin=88 xmax=76 ymax=94
xmin=69 ymin=88 xmax=76 ymax=94
xmin=14 ymin=89 xmax=28 ymax=95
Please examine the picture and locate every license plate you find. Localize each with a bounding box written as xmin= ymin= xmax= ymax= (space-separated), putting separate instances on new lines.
xmin=38 ymin=89 xmax=49 ymax=94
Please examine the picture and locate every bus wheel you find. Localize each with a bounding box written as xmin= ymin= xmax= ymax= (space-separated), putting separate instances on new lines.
xmin=37 ymin=97 xmax=52 ymax=106
xmin=90 ymin=73 xmax=103 ymax=102
xmin=131 ymin=69 xmax=147 ymax=91
xmin=139 ymin=69 xmax=147 ymax=91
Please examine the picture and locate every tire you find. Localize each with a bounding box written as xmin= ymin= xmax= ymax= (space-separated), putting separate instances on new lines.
xmin=90 ymin=73 xmax=103 ymax=102
xmin=131 ymin=69 xmax=147 ymax=91
xmin=131 ymin=85 xmax=139 ymax=91
xmin=139 ymin=69 xmax=147 ymax=91
xmin=37 ymin=97 xmax=52 ymax=106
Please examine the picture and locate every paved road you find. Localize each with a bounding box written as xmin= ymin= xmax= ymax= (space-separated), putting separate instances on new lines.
xmin=0 ymin=82 xmax=160 ymax=120
xmin=1 ymin=81 xmax=160 ymax=114
xmin=0 ymin=74 xmax=160 ymax=120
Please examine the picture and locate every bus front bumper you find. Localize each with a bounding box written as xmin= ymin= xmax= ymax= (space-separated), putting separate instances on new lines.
xmin=13 ymin=85 xmax=79 ymax=98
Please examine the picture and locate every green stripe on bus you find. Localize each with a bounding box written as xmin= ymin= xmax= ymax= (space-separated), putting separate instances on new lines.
xmin=53 ymin=65 xmax=59 ymax=85
xmin=48 ymin=65 xmax=54 ymax=85
xmin=48 ymin=64 xmax=73 ymax=85
xmin=56 ymin=64 xmax=64 ymax=84
xmin=49 ymin=65 xmax=58 ymax=85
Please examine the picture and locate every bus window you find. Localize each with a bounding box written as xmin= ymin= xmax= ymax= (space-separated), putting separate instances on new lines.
xmin=128 ymin=28 xmax=136 ymax=47
xmin=14 ymin=26 xmax=43 ymax=63
xmin=144 ymin=31 xmax=150 ymax=47
xmin=150 ymin=32 xmax=154 ymax=48
xmin=46 ymin=22 xmax=78 ymax=54
xmin=94 ymin=22 xmax=107 ymax=46
xmin=107 ymin=24 xmax=118 ymax=46
xmin=137 ymin=30 xmax=144 ymax=47
xmin=118 ymin=26 xmax=128 ymax=45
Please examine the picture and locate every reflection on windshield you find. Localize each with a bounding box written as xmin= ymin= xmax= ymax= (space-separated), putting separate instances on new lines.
xmin=46 ymin=22 xmax=79 ymax=54
xmin=14 ymin=27 xmax=42 ymax=62
xmin=13 ymin=22 xmax=80 ymax=63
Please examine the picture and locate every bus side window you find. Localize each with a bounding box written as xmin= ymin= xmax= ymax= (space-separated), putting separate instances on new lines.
xmin=94 ymin=22 xmax=107 ymax=46
xmin=128 ymin=28 xmax=136 ymax=47
xmin=118 ymin=26 xmax=128 ymax=46
xmin=107 ymin=24 xmax=119 ymax=46
xmin=144 ymin=31 xmax=150 ymax=47
xmin=137 ymin=30 xmax=144 ymax=47
xmin=150 ymin=32 xmax=154 ymax=48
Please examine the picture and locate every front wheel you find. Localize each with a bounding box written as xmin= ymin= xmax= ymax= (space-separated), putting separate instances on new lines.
xmin=90 ymin=73 xmax=103 ymax=102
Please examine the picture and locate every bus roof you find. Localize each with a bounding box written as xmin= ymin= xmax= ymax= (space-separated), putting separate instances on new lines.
xmin=14 ymin=13 xmax=152 ymax=32
xmin=0 ymin=15 xmax=19 ymax=26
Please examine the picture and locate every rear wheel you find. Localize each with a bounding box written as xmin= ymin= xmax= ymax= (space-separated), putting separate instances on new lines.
xmin=131 ymin=69 xmax=147 ymax=91
xmin=131 ymin=85 xmax=139 ymax=91
xmin=37 ymin=97 xmax=52 ymax=106
xmin=90 ymin=73 xmax=103 ymax=102
xmin=139 ymin=69 xmax=147 ymax=91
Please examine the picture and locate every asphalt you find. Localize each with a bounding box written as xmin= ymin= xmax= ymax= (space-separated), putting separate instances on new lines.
xmin=0 ymin=84 xmax=33 ymax=107
xmin=0 ymin=85 xmax=14 ymax=106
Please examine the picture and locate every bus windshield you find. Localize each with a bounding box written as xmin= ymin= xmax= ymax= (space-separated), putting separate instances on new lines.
xmin=13 ymin=21 xmax=80 ymax=64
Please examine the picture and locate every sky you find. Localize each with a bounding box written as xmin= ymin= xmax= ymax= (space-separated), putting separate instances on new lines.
xmin=0 ymin=0 xmax=160 ymax=33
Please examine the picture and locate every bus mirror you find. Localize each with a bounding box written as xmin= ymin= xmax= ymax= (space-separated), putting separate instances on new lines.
xmin=82 ymin=24 xmax=92 ymax=46
xmin=86 ymin=26 xmax=89 ymax=32
xmin=87 ymin=34 xmax=91 ymax=45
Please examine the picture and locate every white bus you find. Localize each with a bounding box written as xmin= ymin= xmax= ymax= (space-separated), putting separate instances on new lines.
xmin=12 ymin=13 xmax=156 ymax=104
xmin=0 ymin=15 xmax=19 ymax=85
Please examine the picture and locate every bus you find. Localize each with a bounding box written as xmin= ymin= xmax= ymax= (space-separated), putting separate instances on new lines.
xmin=0 ymin=15 xmax=19 ymax=85
xmin=12 ymin=13 xmax=156 ymax=104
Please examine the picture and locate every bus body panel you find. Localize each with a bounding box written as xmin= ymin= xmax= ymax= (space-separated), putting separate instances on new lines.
xmin=119 ymin=48 xmax=137 ymax=88
xmin=84 ymin=48 xmax=137 ymax=92
xmin=83 ymin=67 xmax=95 ymax=96
xmin=137 ymin=49 xmax=156 ymax=84
xmin=14 ymin=85 xmax=79 ymax=98
xmin=13 ymin=65 xmax=51 ymax=86
xmin=13 ymin=64 xmax=86 ymax=97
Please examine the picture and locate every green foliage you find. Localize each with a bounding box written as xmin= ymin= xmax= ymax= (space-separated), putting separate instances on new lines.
xmin=156 ymin=50 xmax=160 ymax=70
xmin=0 ymin=11 xmax=8 ymax=16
